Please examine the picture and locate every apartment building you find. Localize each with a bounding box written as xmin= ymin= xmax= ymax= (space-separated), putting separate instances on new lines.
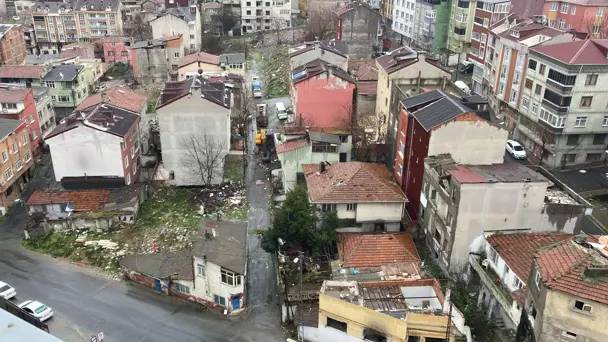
xmin=31 ymin=0 xmax=123 ymax=55
xmin=240 ymin=0 xmax=293 ymax=33
xmin=0 ymin=24 xmax=26 ymax=65
xmin=412 ymin=0 xmax=451 ymax=54
xmin=543 ymin=0 xmax=607 ymax=36
xmin=421 ymin=154 xmax=590 ymax=273
xmin=447 ymin=0 xmax=476 ymax=54
xmin=392 ymin=0 xmax=416 ymax=42
xmin=0 ymin=86 xmax=42 ymax=153
xmin=150 ymin=6 xmax=201 ymax=54
xmin=517 ymin=39 xmax=608 ymax=167
xmin=467 ymin=0 xmax=510 ymax=67
xmin=0 ymin=118 xmax=34 ymax=215
xmin=335 ymin=2 xmax=383 ymax=59
xmin=41 ymin=64 xmax=89 ymax=119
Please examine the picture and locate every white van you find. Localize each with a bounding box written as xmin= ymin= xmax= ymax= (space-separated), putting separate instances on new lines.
xmin=454 ymin=80 xmax=471 ymax=96
xmin=276 ymin=102 xmax=288 ymax=120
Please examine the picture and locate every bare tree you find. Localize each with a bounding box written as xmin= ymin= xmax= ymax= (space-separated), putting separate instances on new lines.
xmin=304 ymin=4 xmax=336 ymax=41
xmin=125 ymin=13 xmax=152 ymax=41
xmin=181 ymin=134 xmax=227 ymax=186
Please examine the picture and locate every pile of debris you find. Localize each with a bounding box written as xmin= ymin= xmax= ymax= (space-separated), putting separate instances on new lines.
xmin=196 ymin=181 xmax=246 ymax=218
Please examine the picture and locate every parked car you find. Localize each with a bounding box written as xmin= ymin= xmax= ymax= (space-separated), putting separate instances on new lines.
xmin=0 ymin=281 xmax=16 ymax=300
xmin=18 ymin=300 xmax=54 ymax=321
xmin=276 ymin=102 xmax=288 ymax=120
xmin=506 ymin=139 xmax=527 ymax=160
xmin=459 ymin=60 xmax=474 ymax=73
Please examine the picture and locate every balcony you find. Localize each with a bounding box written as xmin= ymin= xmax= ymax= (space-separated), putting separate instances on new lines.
xmin=545 ymin=78 xmax=573 ymax=94
xmin=470 ymin=255 xmax=514 ymax=310
xmin=541 ymin=99 xmax=569 ymax=113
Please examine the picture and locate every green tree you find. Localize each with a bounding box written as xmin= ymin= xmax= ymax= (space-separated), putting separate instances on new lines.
xmin=262 ymin=186 xmax=317 ymax=254
xmin=316 ymin=211 xmax=338 ymax=256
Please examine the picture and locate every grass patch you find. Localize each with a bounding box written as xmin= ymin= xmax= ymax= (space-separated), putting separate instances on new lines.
xmin=223 ymin=203 xmax=249 ymax=220
xmin=260 ymin=46 xmax=289 ymax=98
xmin=224 ymin=154 xmax=245 ymax=183
xmin=23 ymin=231 xmax=78 ymax=257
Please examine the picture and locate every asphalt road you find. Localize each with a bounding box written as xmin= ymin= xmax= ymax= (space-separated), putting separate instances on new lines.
xmin=0 ymin=148 xmax=284 ymax=342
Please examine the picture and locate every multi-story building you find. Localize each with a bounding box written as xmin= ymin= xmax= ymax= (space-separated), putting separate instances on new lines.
xmin=150 ymin=6 xmax=201 ymax=54
xmin=0 ymin=24 xmax=26 ymax=65
xmin=32 ymin=87 xmax=56 ymax=138
xmin=412 ymin=0 xmax=451 ymax=53
xmin=45 ymin=103 xmax=141 ymax=185
xmin=392 ymin=0 xmax=416 ymax=43
xmin=335 ymin=2 xmax=383 ymax=58
xmin=522 ymin=235 xmax=608 ymax=342
xmin=468 ymin=232 xmax=572 ymax=332
xmin=393 ymin=89 xmax=507 ymax=220
xmin=240 ymin=0 xmax=293 ymax=33
xmin=31 ymin=0 xmax=123 ymax=55
xmin=41 ymin=64 xmax=89 ymax=119
xmin=289 ymin=40 xmax=348 ymax=70
xmin=130 ymin=36 xmax=183 ymax=84
xmin=21 ymin=24 xmax=38 ymax=55
xmin=447 ymin=0 xmax=476 ymax=55
xmin=421 ymin=154 xmax=591 ymax=273
xmin=516 ymin=39 xmax=608 ymax=167
xmin=0 ymin=86 xmax=42 ymax=153
xmin=100 ymin=36 xmax=134 ymax=65
xmin=543 ymin=0 xmax=607 ymax=36
xmin=467 ymin=0 xmax=510 ymax=67
xmin=0 ymin=118 xmax=34 ymax=215
xmin=0 ymin=64 xmax=46 ymax=88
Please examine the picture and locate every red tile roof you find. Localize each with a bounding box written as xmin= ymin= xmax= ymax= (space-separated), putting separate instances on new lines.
xmin=536 ymin=237 xmax=608 ymax=305
xmin=276 ymin=138 xmax=307 ymax=154
xmin=178 ymin=51 xmax=220 ymax=68
xmin=76 ymin=86 xmax=148 ymax=113
xmin=348 ymin=59 xmax=378 ymax=81
xmin=302 ymin=162 xmax=406 ymax=203
xmin=27 ymin=189 xmax=110 ymax=212
xmin=532 ymin=39 xmax=608 ymax=65
xmin=338 ymin=232 xmax=420 ymax=268
xmin=0 ymin=88 xmax=29 ymax=103
xmin=0 ymin=65 xmax=46 ymax=79
xmin=487 ymin=233 xmax=572 ymax=282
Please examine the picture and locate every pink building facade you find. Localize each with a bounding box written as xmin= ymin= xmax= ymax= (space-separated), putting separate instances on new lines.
xmin=101 ymin=37 xmax=135 ymax=65
xmin=544 ymin=0 xmax=607 ymax=36
xmin=291 ymin=60 xmax=355 ymax=131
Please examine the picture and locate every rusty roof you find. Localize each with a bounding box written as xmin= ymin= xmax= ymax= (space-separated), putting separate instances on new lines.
xmin=338 ymin=232 xmax=420 ymax=268
xmin=0 ymin=88 xmax=29 ymax=103
xmin=348 ymin=59 xmax=378 ymax=81
xmin=276 ymin=138 xmax=307 ymax=154
xmin=302 ymin=162 xmax=406 ymax=203
xmin=27 ymin=189 xmax=110 ymax=212
xmin=487 ymin=233 xmax=572 ymax=282
xmin=178 ymin=51 xmax=220 ymax=68
xmin=535 ymin=236 xmax=608 ymax=305
xmin=0 ymin=65 xmax=46 ymax=79
xmin=76 ymin=86 xmax=148 ymax=113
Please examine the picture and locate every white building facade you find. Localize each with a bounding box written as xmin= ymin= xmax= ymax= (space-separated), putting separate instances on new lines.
xmin=150 ymin=7 xmax=202 ymax=54
xmin=392 ymin=0 xmax=416 ymax=42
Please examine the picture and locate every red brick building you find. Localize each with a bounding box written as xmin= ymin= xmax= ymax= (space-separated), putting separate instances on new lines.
xmin=291 ymin=59 xmax=356 ymax=130
xmin=0 ymin=24 xmax=26 ymax=65
xmin=393 ymin=90 xmax=506 ymax=221
xmin=100 ymin=37 xmax=134 ymax=65
xmin=0 ymin=86 xmax=43 ymax=153
xmin=0 ymin=118 xmax=34 ymax=215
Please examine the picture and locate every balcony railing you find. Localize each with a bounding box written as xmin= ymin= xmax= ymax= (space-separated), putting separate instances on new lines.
xmin=470 ymin=255 xmax=513 ymax=309
xmin=545 ymin=78 xmax=574 ymax=94
xmin=541 ymin=98 xmax=569 ymax=113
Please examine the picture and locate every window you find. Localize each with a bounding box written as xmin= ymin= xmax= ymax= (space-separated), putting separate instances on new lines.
xmin=535 ymin=84 xmax=542 ymax=95
xmin=535 ymin=270 xmax=541 ymax=288
xmin=567 ymin=135 xmax=579 ymax=145
xmin=1 ymin=151 xmax=6 ymax=162
xmin=14 ymin=159 xmax=22 ymax=170
xmin=124 ymin=156 xmax=129 ymax=167
xmin=488 ymin=246 xmax=498 ymax=264
xmin=45 ymin=81 xmax=55 ymax=88
xmin=522 ymin=96 xmax=530 ymax=109
xmin=346 ymin=203 xmax=356 ymax=211
xmin=174 ymin=52 xmax=180 ymax=58
xmin=548 ymin=69 xmax=576 ymax=86
xmin=580 ymin=96 xmax=593 ymax=107
xmin=528 ymin=59 xmax=537 ymax=70
xmin=121 ymin=51 xmax=128 ymax=57
xmin=571 ymin=5 xmax=576 ymax=14
xmin=58 ymin=95 xmax=69 ymax=102
xmin=539 ymin=64 xmax=546 ymax=75
xmin=587 ymin=153 xmax=602 ymax=162
xmin=525 ymin=79 xmax=533 ymax=89
xmin=560 ymin=3 xmax=568 ymax=13
xmin=550 ymin=2 xmax=558 ymax=11
xmin=213 ymin=295 xmax=226 ymax=306
xmin=339 ymin=135 xmax=348 ymax=143
xmin=196 ymin=263 xmax=205 ymax=277
xmin=23 ymin=151 xmax=31 ymax=161
xmin=454 ymin=27 xmax=466 ymax=35
xmin=513 ymin=277 xmax=523 ymax=289
xmin=221 ymin=268 xmax=241 ymax=286
xmin=1 ymin=103 xmax=17 ymax=110
xmin=574 ymin=300 xmax=592 ymax=313
xmin=21 ymin=134 xmax=27 ymax=145
xmin=11 ymin=143 xmax=17 ymax=153
xmin=321 ymin=203 xmax=336 ymax=212
xmin=326 ymin=317 xmax=347 ymax=332
xmin=585 ymin=74 xmax=598 ymax=86
xmin=574 ymin=116 xmax=587 ymax=127
xmin=603 ymin=116 xmax=608 ymax=126
xmin=312 ymin=142 xmax=337 ymax=153
xmin=531 ymin=102 xmax=539 ymax=113
xmin=597 ymin=7 xmax=605 ymax=17
xmin=593 ymin=134 xmax=606 ymax=145
xmin=562 ymin=331 xmax=577 ymax=341
xmin=3 ymin=167 xmax=12 ymax=181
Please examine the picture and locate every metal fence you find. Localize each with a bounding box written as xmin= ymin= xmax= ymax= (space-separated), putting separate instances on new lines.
xmin=0 ymin=297 xmax=49 ymax=332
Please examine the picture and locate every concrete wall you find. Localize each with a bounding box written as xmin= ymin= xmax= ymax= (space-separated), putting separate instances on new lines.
xmin=277 ymin=145 xmax=340 ymax=192
xmin=428 ymin=118 xmax=508 ymax=165
xmin=337 ymin=5 xmax=381 ymax=59
xmin=157 ymin=92 xmax=230 ymax=186
xmin=151 ymin=13 xmax=201 ymax=54
xmin=133 ymin=47 xmax=170 ymax=84
xmin=356 ymin=202 xmax=403 ymax=224
xmin=178 ymin=62 xmax=223 ymax=81
xmin=538 ymin=288 xmax=608 ymax=342
xmin=47 ymin=125 xmax=124 ymax=181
